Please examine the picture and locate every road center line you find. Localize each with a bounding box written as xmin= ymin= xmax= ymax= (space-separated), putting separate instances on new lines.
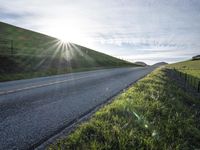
xmin=0 ymin=74 xmax=97 ymax=96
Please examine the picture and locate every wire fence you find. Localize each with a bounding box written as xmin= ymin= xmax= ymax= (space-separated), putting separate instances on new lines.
xmin=0 ymin=38 xmax=50 ymax=56
xmin=0 ymin=37 xmax=65 ymax=57
xmin=0 ymin=38 xmax=14 ymax=55
xmin=173 ymin=68 xmax=200 ymax=93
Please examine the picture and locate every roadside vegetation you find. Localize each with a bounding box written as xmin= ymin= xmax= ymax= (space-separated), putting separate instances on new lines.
xmin=0 ymin=22 xmax=138 ymax=81
xmin=49 ymin=67 xmax=200 ymax=150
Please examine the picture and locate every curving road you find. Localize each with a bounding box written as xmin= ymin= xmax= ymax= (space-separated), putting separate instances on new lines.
xmin=0 ymin=66 xmax=156 ymax=150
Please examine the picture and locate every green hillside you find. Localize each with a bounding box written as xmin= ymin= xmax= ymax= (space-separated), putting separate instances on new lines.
xmin=169 ymin=60 xmax=200 ymax=78
xmin=0 ymin=22 xmax=138 ymax=81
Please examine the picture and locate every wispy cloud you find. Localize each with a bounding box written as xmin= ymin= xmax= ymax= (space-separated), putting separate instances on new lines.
xmin=0 ymin=0 xmax=199 ymax=64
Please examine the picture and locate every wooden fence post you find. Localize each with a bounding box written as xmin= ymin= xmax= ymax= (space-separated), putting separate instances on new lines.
xmin=189 ymin=76 xmax=191 ymax=85
xmin=191 ymin=76 xmax=194 ymax=87
xmin=185 ymin=73 xmax=187 ymax=82
xmin=11 ymin=40 xmax=13 ymax=55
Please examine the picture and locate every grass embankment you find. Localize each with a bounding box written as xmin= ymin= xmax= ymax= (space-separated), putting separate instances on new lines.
xmin=49 ymin=68 xmax=200 ymax=150
xmin=0 ymin=22 xmax=138 ymax=81
xmin=169 ymin=60 xmax=200 ymax=78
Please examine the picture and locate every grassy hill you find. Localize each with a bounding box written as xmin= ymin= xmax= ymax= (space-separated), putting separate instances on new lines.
xmin=169 ymin=59 xmax=200 ymax=78
xmin=0 ymin=22 xmax=138 ymax=81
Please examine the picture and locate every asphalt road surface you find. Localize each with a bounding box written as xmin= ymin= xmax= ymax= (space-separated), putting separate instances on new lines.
xmin=0 ymin=66 xmax=156 ymax=150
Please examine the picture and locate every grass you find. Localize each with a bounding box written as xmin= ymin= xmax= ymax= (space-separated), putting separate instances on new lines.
xmin=0 ymin=21 xmax=138 ymax=81
xmin=48 ymin=68 xmax=200 ymax=150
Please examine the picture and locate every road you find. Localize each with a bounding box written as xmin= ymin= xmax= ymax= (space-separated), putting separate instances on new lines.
xmin=0 ymin=66 xmax=156 ymax=150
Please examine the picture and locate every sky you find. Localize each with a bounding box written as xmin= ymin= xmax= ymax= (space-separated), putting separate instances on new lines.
xmin=0 ymin=0 xmax=200 ymax=64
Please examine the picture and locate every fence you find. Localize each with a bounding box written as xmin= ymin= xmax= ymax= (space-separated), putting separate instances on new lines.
xmin=0 ymin=38 xmax=14 ymax=55
xmin=0 ymin=38 xmax=46 ymax=56
xmin=173 ymin=68 xmax=200 ymax=93
xmin=0 ymin=37 xmax=59 ymax=57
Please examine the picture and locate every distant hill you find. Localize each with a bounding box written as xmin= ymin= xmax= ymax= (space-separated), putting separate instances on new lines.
xmin=152 ymin=62 xmax=168 ymax=67
xmin=0 ymin=22 xmax=140 ymax=81
xmin=192 ymin=55 xmax=200 ymax=60
xmin=134 ymin=61 xmax=148 ymax=66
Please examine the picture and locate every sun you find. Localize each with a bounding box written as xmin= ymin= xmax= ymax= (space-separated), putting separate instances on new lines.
xmin=56 ymin=26 xmax=79 ymax=43
xmin=45 ymin=20 xmax=85 ymax=44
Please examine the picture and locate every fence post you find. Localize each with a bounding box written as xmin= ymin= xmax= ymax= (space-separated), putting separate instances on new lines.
xmin=191 ymin=76 xmax=193 ymax=87
xmin=198 ymin=81 xmax=200 ymax=93
xmin=184 ymin=73 xmax=187 ymax=87
xmin=196 ymin=78 xmax=198 ymax=89
xmin=185 ymin=73 xmax=187 ymax=82
xmin=11 ymin=40 xmax=13 ymax=55
xmin=188 ymin=75 xmax=190 ymax=85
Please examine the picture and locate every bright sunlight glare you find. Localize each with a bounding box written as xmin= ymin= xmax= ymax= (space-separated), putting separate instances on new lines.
xmin=43 ymin=20 xmax=87 ymax=44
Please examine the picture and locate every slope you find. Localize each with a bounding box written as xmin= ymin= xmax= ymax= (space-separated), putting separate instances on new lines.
xmin=0 ymin=22 xmax=138 ymax=81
